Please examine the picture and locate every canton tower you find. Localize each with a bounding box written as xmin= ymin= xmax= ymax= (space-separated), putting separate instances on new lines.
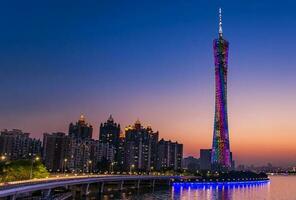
xmin=211 ymin=8 xmax=231 ymax=170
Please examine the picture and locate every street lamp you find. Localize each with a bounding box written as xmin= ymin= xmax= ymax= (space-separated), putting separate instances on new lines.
xmin=88 ymin=160 xmax=92 ymax=173
xmin=110 ymin=162 xmax=115 ymax=174
xmin=30 ymin=156 xmax=40 ymax=179
xmin=150 ymin=166 xmax=154 ymax=175
xmin=63 ymin=158 xmax=68 ymax=175
xmin=130 ymin=164 xmax=135 ymax=174
xmin=1 ymin=155 xmax=6 ymax=161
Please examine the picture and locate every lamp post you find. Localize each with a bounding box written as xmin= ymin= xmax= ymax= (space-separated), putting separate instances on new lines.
xmin=88 ymin=160 xmax=92 ymax=174
xmin=130 ymin=164 xmax=135 ymax=174
xmin=110 ymin=162 xmax=115 ymax=174
xmin=63 ymin=158 xmax=68 ymax=175
xmin=150 ymin=166 xmax=154 ymax=175
xmin=30 ymin=156 xmax=40 ymax=179
xmin=1 ymin=155 xmax=6 ymax=161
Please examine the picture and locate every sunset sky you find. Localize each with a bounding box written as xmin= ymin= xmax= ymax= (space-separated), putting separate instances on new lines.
xmin=0 ymin=0 xmax=296 ymax=166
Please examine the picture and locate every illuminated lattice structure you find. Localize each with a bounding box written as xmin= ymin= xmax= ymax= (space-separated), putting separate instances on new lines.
xmin=211 ymin=8 xmax=231 ymax=171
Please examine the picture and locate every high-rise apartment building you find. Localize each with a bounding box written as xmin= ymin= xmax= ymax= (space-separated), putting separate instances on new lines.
xmin=67 ymin=138 xmax=100 ymax=173
xmin=99 ymin=115 xmax=120 ymax=146
xmin=43 ymin=132 xmax=71 ymax=172
xmin=156 ymin=139 xmax=183 ymax=171
xmin=69 ymin=115 xmax=93 ymax=140
xmin=200 ymin=149 xmax=212 ymax=171
xmin=124 ymin=120 xmax=158 ymax=172
xmin=99 ymin=115 xmax=121 ymax=169
xmin=0 ymin=129 xmax=41 ymax=160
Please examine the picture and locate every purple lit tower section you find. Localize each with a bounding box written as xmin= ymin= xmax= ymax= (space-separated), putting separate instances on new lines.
xmin=211 ymin=8 xmax=231 ymax=170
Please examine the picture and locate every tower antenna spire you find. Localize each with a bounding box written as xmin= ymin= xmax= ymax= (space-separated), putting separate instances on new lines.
xmin=219 ymin=8 xmax=223 ymax=37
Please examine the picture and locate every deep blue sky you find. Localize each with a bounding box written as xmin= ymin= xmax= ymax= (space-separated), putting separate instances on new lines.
xmin=1 ymin=0 xmax=296 ymax=165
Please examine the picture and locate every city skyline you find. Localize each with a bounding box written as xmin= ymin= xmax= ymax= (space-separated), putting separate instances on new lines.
xmin=1 ymin=1 xmax=296 ymax=167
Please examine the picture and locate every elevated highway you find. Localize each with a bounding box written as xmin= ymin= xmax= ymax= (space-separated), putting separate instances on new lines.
xmin=0 ymin=175 xmax=180 ymax=199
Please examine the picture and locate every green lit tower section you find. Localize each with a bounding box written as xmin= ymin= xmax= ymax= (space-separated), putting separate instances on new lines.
xmin=211 ymin=8 xmax=231 ymax=171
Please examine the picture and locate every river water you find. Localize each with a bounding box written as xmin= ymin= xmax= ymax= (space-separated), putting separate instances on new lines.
xmin=97 ymin=176 xmax=296 ymax=200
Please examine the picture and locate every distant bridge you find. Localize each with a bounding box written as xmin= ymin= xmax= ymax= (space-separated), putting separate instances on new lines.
xmin=0 ymin=175 xmax=180 ymax=199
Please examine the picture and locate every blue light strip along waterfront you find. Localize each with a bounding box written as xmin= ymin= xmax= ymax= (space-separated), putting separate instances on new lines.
xmin=173 ymin=180 xmax=270 ymax=187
